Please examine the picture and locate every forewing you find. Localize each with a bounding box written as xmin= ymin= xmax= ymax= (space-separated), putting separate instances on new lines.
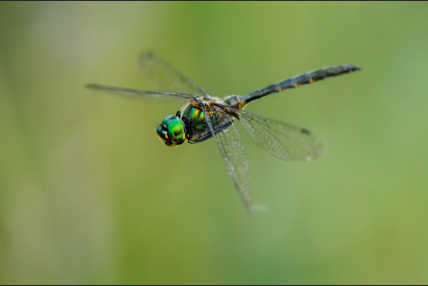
xmin=140 ymin=51 xmax=208 ymax=95
xmin=240 ymin=110 xmax=323 ymax=161
xmin=85 ymin=83 xmax=195 ymax=101
xmin=203 ymin=105 xmax=253 ymax=212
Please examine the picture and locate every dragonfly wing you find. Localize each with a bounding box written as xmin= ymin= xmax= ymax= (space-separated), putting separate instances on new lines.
xmin=240 ymin=110 xmax=323 ymax=161
xmin=203 ymin=105 xmax=253 ymax=212
xmin=85 ymin=83 xmax=196 ymax=101
xmin=140 ymin=51 xmax=208 ymax=96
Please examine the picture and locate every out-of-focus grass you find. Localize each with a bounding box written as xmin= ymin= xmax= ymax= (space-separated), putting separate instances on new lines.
xmin=0 ymin=2 xmax=428 ymax=284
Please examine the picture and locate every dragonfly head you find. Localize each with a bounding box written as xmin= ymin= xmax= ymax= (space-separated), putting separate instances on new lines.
xmin=156 ymin=114 xmax=186 ymax=147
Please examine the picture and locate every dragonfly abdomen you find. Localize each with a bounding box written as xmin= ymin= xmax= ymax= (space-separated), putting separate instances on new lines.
xmin=240 ymin=64 xmax=361 ymax=105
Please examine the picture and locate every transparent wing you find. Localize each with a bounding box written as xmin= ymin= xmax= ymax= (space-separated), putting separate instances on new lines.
xmin=203 ymin=105 xmax=253 ymax=213
xmin=240 ymin=110 xmax=323 ymax=161
xmin=85 ymin=83 xmax=196 ymax=101
xmin=140 ymin=51 xmax=208 ymax=95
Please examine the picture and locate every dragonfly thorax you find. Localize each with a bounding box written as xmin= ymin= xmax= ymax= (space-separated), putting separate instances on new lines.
xmin=156 ymin=113 xmax=186 ymax=147
xmin=180 ymin=102 xmax=234 ymax=144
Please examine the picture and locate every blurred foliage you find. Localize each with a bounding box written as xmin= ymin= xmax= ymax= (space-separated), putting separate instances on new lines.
xmin=1 ymin=2 xmax=428 ymax=284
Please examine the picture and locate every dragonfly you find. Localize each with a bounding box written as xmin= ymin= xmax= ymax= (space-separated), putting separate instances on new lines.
xmin=86 ymin=51 xmax=361 ymax=213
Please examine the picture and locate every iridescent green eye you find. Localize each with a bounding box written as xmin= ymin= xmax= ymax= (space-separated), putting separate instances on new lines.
xmin=156 ymin=114 xmax=186 ymax=146
xmin=168 ymin=118 xmax=185 ymax=142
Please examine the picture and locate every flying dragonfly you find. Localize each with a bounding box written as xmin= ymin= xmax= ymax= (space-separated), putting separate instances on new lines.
xmin=86 ymin=51 xmax=361 ymax=212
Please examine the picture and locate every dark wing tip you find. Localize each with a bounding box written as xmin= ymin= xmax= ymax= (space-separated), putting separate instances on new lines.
xmin=300 ymin=128 xmax=311 ymax=135
xmin=85 ymin=83 xmax=111 ymax=91
xmin=140 ymin=50 xmax=155 ymax=60
xmin=85 ymin=83 xmax=98 ymax=89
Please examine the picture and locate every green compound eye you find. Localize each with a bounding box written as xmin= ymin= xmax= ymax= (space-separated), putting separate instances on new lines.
xmin=168 ymin=118 xmax=185 ymax=142
xmin=156 ymin=115 xmax=186 ymax=146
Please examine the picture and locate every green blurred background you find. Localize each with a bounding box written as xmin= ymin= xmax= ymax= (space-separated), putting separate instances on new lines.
xmin=1 ymin=2 xmax=428 ymax=284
